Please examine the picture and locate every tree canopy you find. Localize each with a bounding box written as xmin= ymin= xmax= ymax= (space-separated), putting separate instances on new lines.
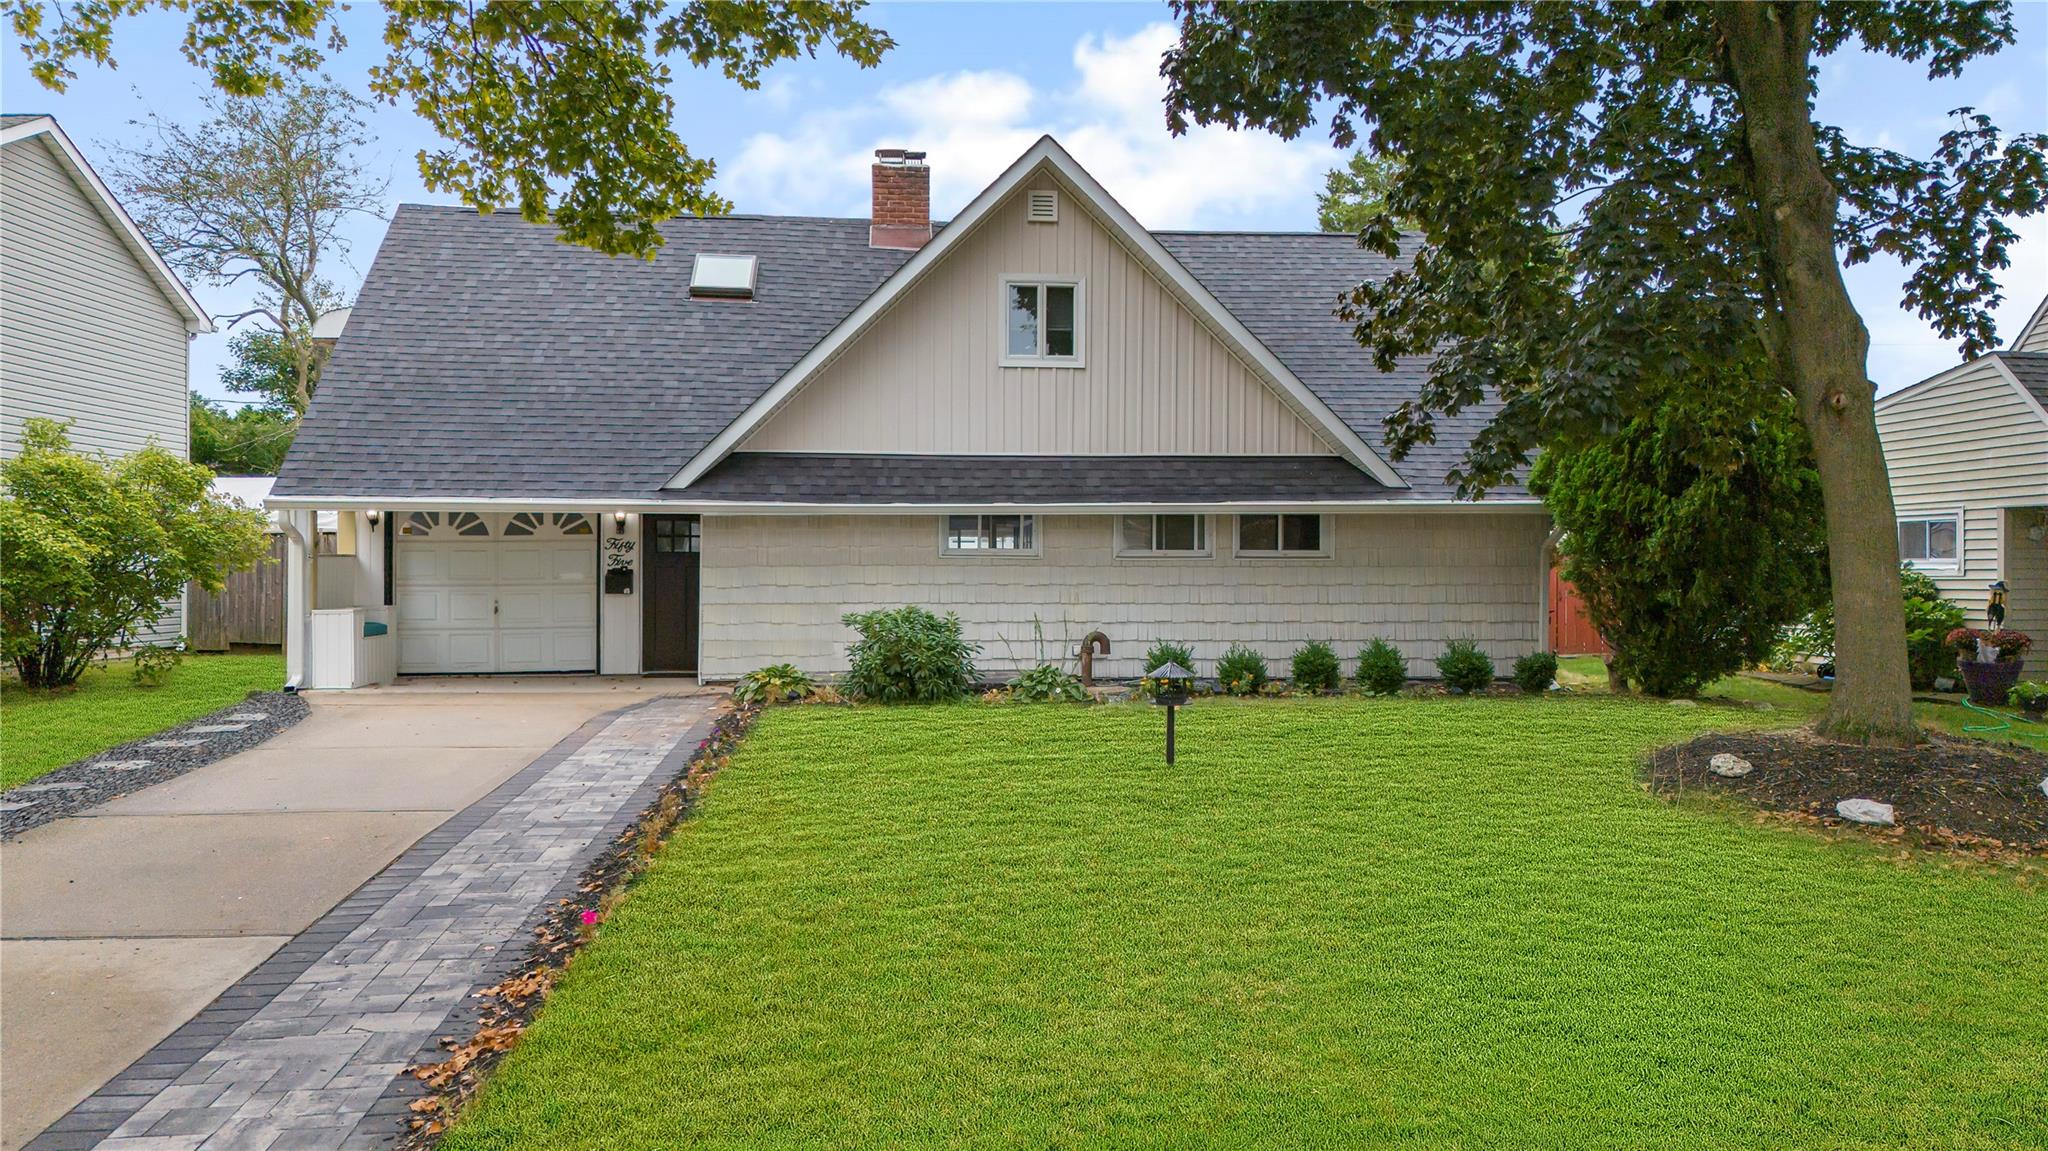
xmin=6 ymin=0 xmax=891 ymax=257
xmin=1163 ymin=1 xmax=2046 ymax=744
xmin=1317 ymin=150 xmax=1414 ymax=235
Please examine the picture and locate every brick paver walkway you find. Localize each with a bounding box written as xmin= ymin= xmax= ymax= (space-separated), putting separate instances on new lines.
xmin=29 ymin=695 xmax=716 ymax=1151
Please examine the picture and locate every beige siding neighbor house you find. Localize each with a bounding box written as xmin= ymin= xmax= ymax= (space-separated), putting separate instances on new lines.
xmin=1 ymin=113 xmax=211 ymax=642
xmin=269 ymin=137 xmax=1549 ymax=689
xmin=1875 ymin=301 xmax=2048 ymax=677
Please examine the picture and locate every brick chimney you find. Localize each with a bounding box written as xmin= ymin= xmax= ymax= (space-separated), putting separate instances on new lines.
xmin=870 ymin=148 xmax=931 ymax=249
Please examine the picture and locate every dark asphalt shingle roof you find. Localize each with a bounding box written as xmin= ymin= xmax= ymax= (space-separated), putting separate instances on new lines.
xmin=1995 ymin=351 xmax=2048 ymax=411
xmin=277 ymin=209 xmax=1520 ymax=503
xmin=674 ymin=453 xmax=1392 ymax=504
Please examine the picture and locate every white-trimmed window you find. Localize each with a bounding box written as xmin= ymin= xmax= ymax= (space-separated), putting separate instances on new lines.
xmin=1001 ymin=278 xmax=1082 ymax=366
xmin=1118 ymin=514 xmax=1209 ymax=557
xmin=1897 ymin=513 xmax=1959 ymax=570
xmin=1236 ymin=513 xmax=1328 ymax=557
xmin=944 ymin=514 xmax=1038 ymax=555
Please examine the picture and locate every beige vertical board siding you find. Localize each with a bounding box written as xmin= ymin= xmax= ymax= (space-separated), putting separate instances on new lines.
xmin=740 ymin=175 xmax=1335 ymax=456
xmin=0 ymin=136 xmax=189 ymax=461
xmin=1877 ymin=357 xmax=2048 ymax=673
xmin=697 ymin=512 xmax=1546 ymax=680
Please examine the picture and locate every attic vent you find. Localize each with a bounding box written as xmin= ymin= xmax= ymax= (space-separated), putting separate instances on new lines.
xmin=691 ymin=254 xmax=757 ymax=299
xmin=1025 ymin=189 xmax=1059 ymax=224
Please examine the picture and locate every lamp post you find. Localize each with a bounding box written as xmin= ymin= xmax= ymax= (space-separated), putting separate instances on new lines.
xmin=1150 ymin=661 xmax=1194 ymax=764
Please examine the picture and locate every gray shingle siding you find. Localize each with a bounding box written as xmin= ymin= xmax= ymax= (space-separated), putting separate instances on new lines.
xmin=277 ymin=211 xmax=1525 ymax=503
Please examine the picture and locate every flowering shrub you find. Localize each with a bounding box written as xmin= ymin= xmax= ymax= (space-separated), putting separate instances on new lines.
xmin=1139 ymin=640 xmax=1196 ymax=699
xmin=1215 ymin=643 xmax=1268 ymax=695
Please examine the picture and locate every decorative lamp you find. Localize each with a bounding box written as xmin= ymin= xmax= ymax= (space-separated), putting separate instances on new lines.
xmin=1149 ymin=661 xmax=1195 ymax=764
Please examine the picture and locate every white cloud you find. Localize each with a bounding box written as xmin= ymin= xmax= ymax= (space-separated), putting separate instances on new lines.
xmin=715 ymin=22 xmax=1342 ymax=229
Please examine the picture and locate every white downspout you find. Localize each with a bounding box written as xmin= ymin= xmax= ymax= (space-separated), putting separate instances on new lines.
xmin=278 ymin=509 xmax=314 ymax=692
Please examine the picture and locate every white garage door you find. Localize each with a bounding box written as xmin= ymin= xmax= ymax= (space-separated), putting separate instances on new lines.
xmin=394 ymin=511 xmax=598 ymax=674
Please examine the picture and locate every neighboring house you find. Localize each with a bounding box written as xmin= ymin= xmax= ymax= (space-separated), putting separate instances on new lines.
xmin=1876 ymin=297 xmax=2048 ymax=677
xmin=2 ymin=113 xmax=212 ymax=643
xmin=269 ymin=137 xmax=1549 ymax=688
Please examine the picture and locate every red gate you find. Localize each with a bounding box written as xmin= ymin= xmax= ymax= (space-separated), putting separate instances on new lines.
xmin=1548 ymin=567 xmax=1610 ymax=656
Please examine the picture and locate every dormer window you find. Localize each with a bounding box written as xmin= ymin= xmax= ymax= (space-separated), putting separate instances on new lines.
xmin=691 ymin=254 xmax=757 ymax=299
xmin=1001 ymin=277 xmax=1082 ymax=366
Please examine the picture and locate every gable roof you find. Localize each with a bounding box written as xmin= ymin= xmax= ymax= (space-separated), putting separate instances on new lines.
xmin=274 ymin=145 xmax=1528 ymax=507
xmin=0 ymin=114 xmax=211 ymax=332
xmin=1878 ymin=349 xmax=2048 ymax=427
xmin=669 ymin=136 xmax=1405 ymax=491
xmin=1998 ymin=351 xmax=2048 ymax=418
xmin=2014 ymin=294 xmax=2048 ymax=354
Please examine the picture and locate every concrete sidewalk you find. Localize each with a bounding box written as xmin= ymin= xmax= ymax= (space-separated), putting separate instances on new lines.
xmin=0 ymin=681 xmax=693 ymax=1151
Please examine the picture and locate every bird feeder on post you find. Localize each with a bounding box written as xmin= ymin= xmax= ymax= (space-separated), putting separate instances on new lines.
xmin=1150 ymin=661 xmax=1194 ymax=764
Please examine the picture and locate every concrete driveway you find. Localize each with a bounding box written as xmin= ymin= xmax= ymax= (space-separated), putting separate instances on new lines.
xmin=0 ymin=678 xmax=680 ymax=1151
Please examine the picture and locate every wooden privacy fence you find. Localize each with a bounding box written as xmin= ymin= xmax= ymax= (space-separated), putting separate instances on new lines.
xmin=1548 ymin=566 xmax=1611 ymax=657
xmin=188 ymin=534 xmax=287 ymax=649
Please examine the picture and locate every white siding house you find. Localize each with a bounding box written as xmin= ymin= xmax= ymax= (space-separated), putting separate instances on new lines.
xmin=1 ymin=114 xmax=211 ymax=641
xmin=1875 ymin=320 xmax=2048 ymax=679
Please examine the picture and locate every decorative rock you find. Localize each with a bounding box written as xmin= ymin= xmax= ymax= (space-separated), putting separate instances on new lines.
xmin=1667 ymin=699 xmax=1698 ymax=708
xmin=1709 ymin=753 xmax=1753 ymax=777
xmin=144 ymin=738 xmax=208 ymax=748
xmin=222 ymin=712 xmax=269 ymax=721
xmin=97 ymin=759 xmax=154 ymax=771
xmin=186 ymin=723 xmax=250 ymax=734
xmin=0 ymin=801 xmax=36 ymax=813
xmin=1933 ymin=677 xmax=1957 ymax=693
xmin=1836 ymin=798 xmax=1896 ymax=826
xmin=14 ymin=781 xmax=90 ymax=793
xmin=2040 ymin=776 xmax=2047 ymax=800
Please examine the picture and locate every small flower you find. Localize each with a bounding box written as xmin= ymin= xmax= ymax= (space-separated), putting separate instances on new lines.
xmin=580 ymin=909 xmax=599 ymax=928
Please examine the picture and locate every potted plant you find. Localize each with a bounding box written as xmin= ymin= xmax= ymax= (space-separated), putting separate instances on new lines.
xmin=2009 ymin=679 xmax=2048 ymax=719
xmin=1947 ymin=627 xmax=2033 ymax=707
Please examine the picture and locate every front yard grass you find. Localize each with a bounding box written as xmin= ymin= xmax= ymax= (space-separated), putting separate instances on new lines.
xmin=442 ymin=698 xmax=2044 ymax=1150
xmin=1 ymin=651 xmax=284 ymax=789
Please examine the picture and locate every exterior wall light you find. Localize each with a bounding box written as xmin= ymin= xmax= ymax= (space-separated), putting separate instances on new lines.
xmin=614 ymin=511 xmax=628 ymax=535
xmin=1149 ymin=661 xmax=1194 ymax=764
xmin=365 ymin=509 xmax=380 ymax=530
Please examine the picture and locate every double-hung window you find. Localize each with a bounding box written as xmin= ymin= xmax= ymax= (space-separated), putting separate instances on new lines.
xmin=944 ymin=514 xmax=1037 ymax=555
xmin=1003 ymin=279 xmax=1081 ymax=365
xmin=1897 ymin=513 xmax=1959 ymax=570
xmin=1236 ymin=514 xmax=1327 ymax=557
xmin=1119 ymin=514 xmax=1209 ymax=557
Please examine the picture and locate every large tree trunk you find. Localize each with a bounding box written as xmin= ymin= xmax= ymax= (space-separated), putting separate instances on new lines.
xmin=1718 ymin=2 xmax=1916 ymax=746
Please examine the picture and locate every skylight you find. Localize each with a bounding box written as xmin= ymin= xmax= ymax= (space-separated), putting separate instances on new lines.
xmin=690 ymin=254 xmax=757 ymax=299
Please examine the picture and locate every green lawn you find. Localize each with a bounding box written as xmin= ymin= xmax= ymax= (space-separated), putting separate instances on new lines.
xmin=1 ymin=651 xmax=284 ymax=789
xmin=443 ymin=699 xmax=2045 ymax=1150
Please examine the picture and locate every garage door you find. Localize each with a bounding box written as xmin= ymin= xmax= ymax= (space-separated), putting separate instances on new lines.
xmin=394 ymin=511 xmax=598 ymax=674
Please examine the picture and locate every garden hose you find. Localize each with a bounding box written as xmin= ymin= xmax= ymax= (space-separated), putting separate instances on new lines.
xmin=1957 ymin=698 xmax=2042 ymax=733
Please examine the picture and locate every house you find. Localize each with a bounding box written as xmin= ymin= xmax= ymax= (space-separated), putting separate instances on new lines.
xmin=268 ymin=137 xmax=1550 ymax=688
xmin=2 ymin=113 xmax=212 ymax=643
xmin=1875 ymin=296 xmax=2048 ymax=677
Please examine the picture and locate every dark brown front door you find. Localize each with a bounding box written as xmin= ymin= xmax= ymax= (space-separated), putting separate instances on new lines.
xmin=643 ymin=515 xmax=700 ymax=673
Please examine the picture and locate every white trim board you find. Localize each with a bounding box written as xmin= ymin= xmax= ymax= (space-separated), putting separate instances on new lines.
xmin=1 ymin=116 xmax=212 ymax=333
xmin=663 ymin=135 xmax=1408 ymax=491
xmin=267 ymin=495 xmax=1543 ymax=515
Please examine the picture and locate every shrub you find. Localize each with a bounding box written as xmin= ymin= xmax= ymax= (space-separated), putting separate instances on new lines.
xmin=1512 ymin=651 xmax=1558 ymax=694
xmin=1140 ymin=639 xmax=1197 ymax=698
xmin=1 ymin=419 xmax=268 ymax=688
xmin=1290 ymin=640 xmax=1342 ymax=693
xmin=1012 ymin=662 xmax=1087 ymax=703
xmin=2009 ymin=680 xmax=2048 ymax=710
xmin=840 ymin=606 xmax=980 ymax=703
xmin=1436 ymin=639 xmax=1495 ymax=693
xmin=1530 ymin=386 xmax=1828 ymax=697
xmin=1775 ymin=567 xmax=1967 ymax=689
xmin=732 ymin=663 xmax=815 ymax=706
xmin=1356 ymin=638 xmax=1408 ymax=695
xmin=131 ymin=642 xmax=183 ymax=688
xmin=1215 ymin=643 xmax=1268 ymax=695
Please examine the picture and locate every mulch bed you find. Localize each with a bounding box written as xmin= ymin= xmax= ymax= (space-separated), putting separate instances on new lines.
xmin=1 ymin=689 xmax=309 ymax=838
xmin=1649 ymin=729 xmax=2048 ymax=854
xmin=395 ymin=700 xmax=760 ymax=1148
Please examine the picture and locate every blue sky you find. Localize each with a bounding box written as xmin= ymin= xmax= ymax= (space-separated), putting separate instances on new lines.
xmin=5 ymin=1 xmax=2044 ymax=404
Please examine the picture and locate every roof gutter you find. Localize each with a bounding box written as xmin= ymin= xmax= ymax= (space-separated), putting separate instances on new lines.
xmin=265 ymin=495 xmax=1546 ymax=516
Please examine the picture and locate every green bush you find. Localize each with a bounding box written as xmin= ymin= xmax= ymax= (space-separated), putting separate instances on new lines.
xmin=1512 ymin=651 xmax=1558 ymax=694
xmin=1290 ymin=641 xmax=1342 ymax=693
xmin=1773 ymin=567 xmax=1966 ymax=690
xmin=1356 ymin=638 xmax=1408 ymax=695
xmin=2 ymin=419 xmax=268 ymax=689
xmin=840 ymin=606 xmax=980 ymax=703
xmin=1436 ymin=639 xmax=1495 ymax=693
xmin=1012 ymin=662 xmax=1087 ymax=703
xmin=732 ymin=663 xmax=815 ymax=706
xmin=1140 ymin=639 xmax=1198 ymax=698
xmin=1529 ymin=385 xmax=1828 ymax=698
xmin=1215 ymin=643 xmax=1268 ymax=695
xmin=131 ymin=643 xmax=183 ymax=688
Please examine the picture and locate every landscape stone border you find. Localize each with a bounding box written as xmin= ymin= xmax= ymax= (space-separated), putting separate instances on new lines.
xmin=2 ymin=690 xmax=309 ymax=839
xmin=22 ymin=695 xmax=715 ymax=1151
